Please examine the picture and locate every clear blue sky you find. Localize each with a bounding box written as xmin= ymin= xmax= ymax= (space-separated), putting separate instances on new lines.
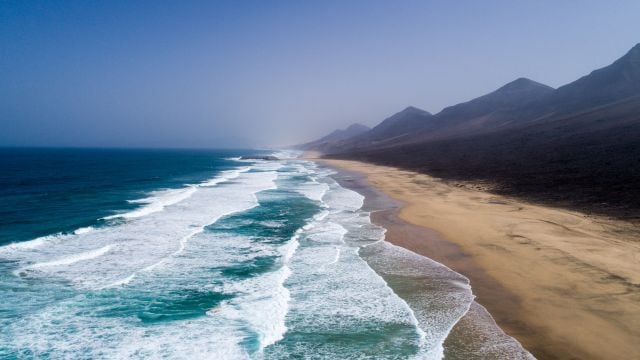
xmin=1 ymin=0 xmax=639 ymax=147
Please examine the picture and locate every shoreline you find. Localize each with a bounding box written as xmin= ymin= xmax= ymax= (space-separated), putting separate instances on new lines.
xmin=325 ymin=163 xmax=534 ymax=359
xmin=310 ymin=155 xmax=640 ymax=360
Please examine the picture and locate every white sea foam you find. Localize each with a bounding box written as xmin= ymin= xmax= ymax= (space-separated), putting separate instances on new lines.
xmin=214 ymin=267 xmax=292 ymax=350
xmin=212 ymin=232 xmax=300 ymax=352
xmin=319 ymin=246 xmax=341 ymax=270
xmin=265 ymin=168 xmax=477 ymax=359
xmin=2 ymin=166 xmax=252 ymax=255
xmin=0 ymin=236 xmax=49 ymax=253
xmin=295 ymin=180 xmax=329 ymax=202
xmin=258 ymin=220 xmax=283 ymax=228
xmin=102 ymin=166 xmax=252 ymax=221
xmin=271 ymin=150 xmax=301 ymax=159
xmin=258 ymin=171 xmax=429 ymax=357
xmin=279 ymin=234 xmax=424 ymax=354
xmin=313 ymin=210 xmax=330 ymax=221
xmin=273 ymin=159 xmax=528 ymax=358
xmin=305 ymin=221 xmax=347 ymax=245
xmin=450 ymin=302 xmax=536 ymax=359
xmin=322 ymin=182 xmax=365 ymax=212
xmin=1 ymin=159 xmax=290 ymax=358
xmin=0 ymin=227 xmax=95 ymax=254
xmin=103 ymin=186 xmax=198 ymax=220
xmin=281 ymin=232 xmax=300 ymax=263
xmin=7 ymin=301 xmax=250 ymax=360
xmin=199 ymin=166 xmax=251 ymax=187
xmin=73 ymin=226 xmax=94 ymax=235
xmin=361 ymin=238 xmax=477 ymax=359
xmin=24 ymin=245 xmax=113 ymax=270
xmin=329 ymin=246 xmax=341 ymax=264
xmin=101 ymin=169 xmax=278 ymax=290
xmin=100 ymin=273 xmax=136 ymax=289
xmin=4 ymin=166 xmax=279 ymax=290
xmin=0 ymin=155 xmax=531 ymax=359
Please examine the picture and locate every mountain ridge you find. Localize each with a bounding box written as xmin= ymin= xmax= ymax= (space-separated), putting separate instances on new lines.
xmin=307 ymin=43 xmax=640 ymax=218
xmin=295 ymin=123 xmax=370 ymax=151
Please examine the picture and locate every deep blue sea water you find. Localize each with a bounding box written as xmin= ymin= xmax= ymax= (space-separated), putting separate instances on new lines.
xmin=0 ymin=148 xmax=533 ymax=359
xmin=0 ymin=148 xmax=258 ymax=245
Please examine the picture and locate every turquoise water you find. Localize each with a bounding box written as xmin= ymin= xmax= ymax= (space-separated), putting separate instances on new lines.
xmin=0 ymin=149 xmax=532 ymax=359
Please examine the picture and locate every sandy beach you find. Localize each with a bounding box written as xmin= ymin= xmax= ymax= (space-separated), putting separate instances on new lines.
xmin=315 ymin=157 xmax=640 ymax=360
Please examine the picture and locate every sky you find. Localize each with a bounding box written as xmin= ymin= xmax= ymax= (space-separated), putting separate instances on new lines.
xmin=1 ymin=1 xmax=639 ymax=148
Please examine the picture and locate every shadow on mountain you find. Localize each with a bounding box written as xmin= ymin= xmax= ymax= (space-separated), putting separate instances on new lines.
xmin=304 ymin=44 xmax=640 ymax=219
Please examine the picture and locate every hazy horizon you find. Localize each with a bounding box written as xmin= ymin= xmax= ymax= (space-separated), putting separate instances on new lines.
xmin=2 ymin=1 xmax=640 ymax=148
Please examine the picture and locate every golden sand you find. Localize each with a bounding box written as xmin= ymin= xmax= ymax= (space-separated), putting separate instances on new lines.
xmin=320 ymin=158 xmax=640 ymax=360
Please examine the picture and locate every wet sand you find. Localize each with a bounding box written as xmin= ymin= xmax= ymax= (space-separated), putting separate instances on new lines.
xmin=327 ymin=164 xmax=533 ymax=359
xmin=314 ymin=157 xmax=640 ymax=360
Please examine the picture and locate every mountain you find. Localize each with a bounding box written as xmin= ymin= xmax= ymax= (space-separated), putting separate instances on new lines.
xmin=324 ymin=123 xmax=371 ymax=142
xmin=550 ymin=43 xmax=640 ymax=112
xmin=325 ymin=106 xmax=434 ymax=151
xmin=436 ymin=77 xmax=554 ymax=121
xmin=404 ymin=77 xmax=554 ymax=140
xmin=362 ymin=106 xmax=433 ymax=141
xmin=297 ymin=123 xmax=370 ymax=151
xmin=323 ymin=43 xmax=640 ymax=218
xmin=325 ymin=78 xmax=554 ymax=153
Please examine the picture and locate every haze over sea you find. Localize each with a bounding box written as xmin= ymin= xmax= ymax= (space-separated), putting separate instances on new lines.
xmin=0 ymin=148 xmax=530 ymax=359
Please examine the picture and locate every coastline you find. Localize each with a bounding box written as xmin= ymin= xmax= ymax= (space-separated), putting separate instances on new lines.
xmin=325 ymin=163 xmax=534 ymax=359
xmin=309 ymin=155 xmax=640 ymax=360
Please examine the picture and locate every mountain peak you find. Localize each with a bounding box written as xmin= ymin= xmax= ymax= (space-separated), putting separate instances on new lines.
xmin=358 ymin=106 xmax=434 ymax=142
xmin=616 ymin=43 xmax=640 ymax=64
xmin=302 ymin=122 xmax=371 ymax=148
xmin=345 ymin=123 xmax=370 ymax=132
xmin=399 ymin=106 xmax=432 ymax=116
xmin=496 ymin=77 xmax=554 ymax=93
xmin=552 ymin=43 xmax=640 ymax=110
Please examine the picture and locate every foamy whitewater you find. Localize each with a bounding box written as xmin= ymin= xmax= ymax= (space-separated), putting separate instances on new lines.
xmin=0 ymin=150 xmax=533 ymax=359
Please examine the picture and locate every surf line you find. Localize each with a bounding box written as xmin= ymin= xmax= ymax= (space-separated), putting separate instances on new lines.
xmin=100 ymin=214 xmax=228 ymax=290
xmin=100 ymin=171 xmax=276 ymax=290
xmin=356 ymin=240 xmax=428 ymax=348
xmin=14 ymin=244 xmax=114 ymax=276
xmin=257 ymin=229 xmax=301 ymax=351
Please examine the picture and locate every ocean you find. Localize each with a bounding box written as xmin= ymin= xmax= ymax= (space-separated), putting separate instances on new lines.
xmin=0 ymin=148 xmax=532 ymax=359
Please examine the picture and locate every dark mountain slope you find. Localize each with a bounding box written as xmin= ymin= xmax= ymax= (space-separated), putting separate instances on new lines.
xmin=359 ymin=106 xmax=433 ymax=141
xmin=331 ymin=95 xmax=640 ymax=218
xmin=332 ymin=106 xmax=433 ymax=150
xmin=317 ymin=123 xmax=371 ymax=143
xmin=434 ymin=77 xmax=553 ymax=123
xmin=550 ymin=43 xmax=640 ymax=112
xmin=331 ymin=44 xmax=640 ymax=155
xmin=296 ymin=123 xmax=370 ymax=151
xmin=328 ymin=78 xmax=554 ymax=154
xmin=326 ymin=44 xmax=640 ymax=218
xmin=403 ymin=77 xmax=555 ymax=141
